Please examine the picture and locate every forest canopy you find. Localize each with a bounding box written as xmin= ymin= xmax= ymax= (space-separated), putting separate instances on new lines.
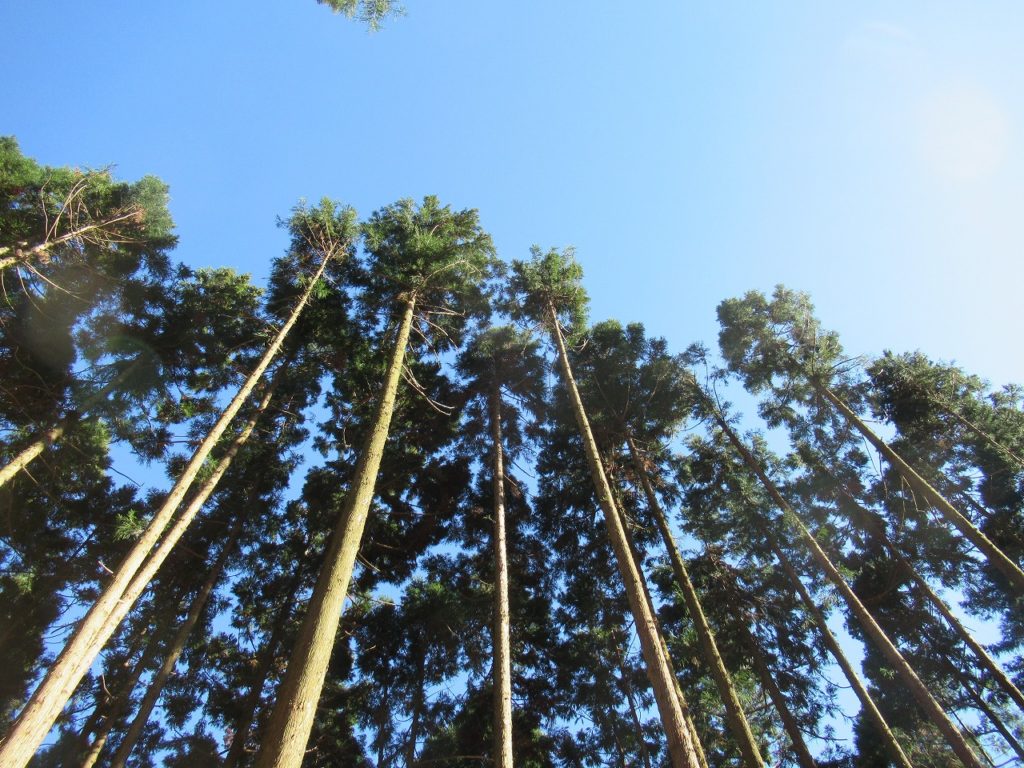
xmin=0 ymin=135 xmax=1021 ymax=768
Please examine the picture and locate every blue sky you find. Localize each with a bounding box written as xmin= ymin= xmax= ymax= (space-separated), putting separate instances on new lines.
xmin=5 ymin=2 xmax=1023 ymax=387
xmin=5 ymin=2 xmax=1022 ymax=759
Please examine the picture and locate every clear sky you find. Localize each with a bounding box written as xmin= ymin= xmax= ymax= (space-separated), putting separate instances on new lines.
xmin=4 ymin=1 xmax=1023 ymax=388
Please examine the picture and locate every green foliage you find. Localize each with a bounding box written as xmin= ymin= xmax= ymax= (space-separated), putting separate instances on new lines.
xmin=112 ymin=509 xmax=148 ymax=542
xmin=3 ymin=135 xmax=1020 ymax=767
xmin=505 ymin=246 xmax=590 ymax=341
xmin=315 ymin=0 xmax=404 ymax=30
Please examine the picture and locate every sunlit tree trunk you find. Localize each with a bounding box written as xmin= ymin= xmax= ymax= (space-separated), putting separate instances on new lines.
xmin=0 ymin=343 xmax=287 ymax=768
xmin=625 ymin=435 xmax=765 ymax=768
xmin=766 ymin=536 xmax=913 ymax=768
xmin=253 ymin=298 xmax=415 ymax=768
xmin=548 ymin=304 xmax=702 ymax=768
xmin=817 ymin=384 xmax=1024 ymax=594
xmin=488 ymin=379 xmax=515 ymax=768
xmin=107 ymin=520 xmax=243 ymax=768
xmin=707 ymin=401 xmax=984 ymax=768
xmin=0 ymin=209 xmax=144 ymax=272
xmin=0 ymin=425 xmax=64 ymax=490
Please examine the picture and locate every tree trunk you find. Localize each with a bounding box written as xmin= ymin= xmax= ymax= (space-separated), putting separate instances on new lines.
xmin=548 ymin=305 xmax=701 ymax=768
xmin=253 ymin=298 xmax=416 ymax=768
xmin=0 ymin=210 xmax=144 ymax=271
xmin=625 ymin=435 xmax=765 ymax=768
xmin=822 ymin=470 xmax=1024 ymax=718
xmin=107 ymin=520 xmax=244 ymax=768
xmin=0 ymin=425 xmax=65 ymax=490
xmin=223 ymin=569 xmax=305 ymax=768
xmin=0 ymin=323 xmax=292 ymax=768
xmin=76 ymin=623 xmax=165 ymax=768
xmin=610 ymin=483 xmax=708 ymax=768
xmin=738 ymin=623 xmax=816 ymax=768
xmin=707 ymin=402 xmax=984 ymax=768
xmin=880 ymin=526 xmax=1024 ymax=715
xmin=817 ymin=384 xmax=1024 ymax=594
xmin=0 ymin=360 xmax=140 ymax=490
xmin=766 ymin=536 xmax=913 ymax=768
xmin=951 ymin=665 xmax=1024 ymax=763
xmin=488 ymin=381 xmax=515 ymax=768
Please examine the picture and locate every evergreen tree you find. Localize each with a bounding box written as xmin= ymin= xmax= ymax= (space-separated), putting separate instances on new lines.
xmin=506 ymin=247 xmax=704 ymax=768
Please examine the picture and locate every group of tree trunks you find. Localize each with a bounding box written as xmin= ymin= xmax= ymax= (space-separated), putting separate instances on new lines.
xmin=1 ymin=138 xmax=1022 ymax=767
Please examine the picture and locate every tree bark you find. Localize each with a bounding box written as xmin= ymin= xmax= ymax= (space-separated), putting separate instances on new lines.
xmin=0 ymin=330 xmax=290 ymax=768
xmin=107 ymin=520 xmax=244 ymax=768
xmin=548 ymin=305 xmax=701 ymax=768
xmin=0 ymin=425 xmax=65 ymax=490
xmin=817 ymin=384 xmax=1024 ymax=594
xmin=707 ymin=401 xmax=984 ymax=768
xmin=76 ymin=623 xmax=165 ymax=768
xmin=253 ymin=298 xmax=416 ymax=768
xmin=625 ymin=435 xmax=765 ymax=768
xmin=488 ymin=380 xmax=515 ymax=768
xmin=0 ymin=210 xmax=144 ymax=272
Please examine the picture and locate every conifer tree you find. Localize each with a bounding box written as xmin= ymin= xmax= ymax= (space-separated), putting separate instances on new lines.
xmin=506 ymin=247 xmax=703 ymax=768
xmin=254 ymin=196 xmax=496 ymax=768
xmin=0 ymin=201 xmax=354 ymax=768
xmin=456 ymin=325 xmax=547 ymax=768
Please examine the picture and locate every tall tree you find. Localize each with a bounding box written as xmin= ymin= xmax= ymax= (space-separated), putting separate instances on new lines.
xmin=0 ymin=200 xmax=355 ymax=768
xmin=572 ymin=320 xmax=767 ymax=768
xmin=695 ymin=379 xmax=984 ymax=768
xmin=456 ymin=325 xmax=547 ymax=768
xmin=506 ymin=247 xmax=703 ymax=768
xmin=717 ymin=287 xmax=1024 ymax=595
xmin=254 ymin=196 xmax=496 ymax=768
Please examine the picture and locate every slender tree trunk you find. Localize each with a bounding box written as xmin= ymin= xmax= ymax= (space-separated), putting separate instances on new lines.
xmin=738 ymin=623 xmax=816 ymax=768
xmin=817 ymin=385 xmax=1024 ymax=594
xmin=0 ymin=360 xmax=140 ymax=490
xmin=707 ymin=402 xmax=984 ymax=768
xmin=880 ymin=527 xmax=1024 ymax=715
xmin=107 ymin=520 xmax=244 ymax=768
xmin=823 ymin=472 xmax=1024 ymax=717
xmin=951 ymin=666 xmax=1024 ymax=763
xmin=488 ymin=381 xmax=515 ymax=768
xmin=0 ymin=425 xmax=64 ymax=490
xmin=625 ymin=435 xmax=765 ymax=768
xmin=0 ymin=329 xmax=291 ymax=768
xmin=548 ymin=305 xmax=701 ymax=768
xmin=223 ymin=569 xmax=305 ymax=768
xmin=253 ymin=298 xmax=416 ymax=768
xmin=767 ymin=536 xmax=914 ymax=768
xmin=76 ymin=623 xmax=165 ymax=768
xmin=610 ymin=481 xmax=708 ymax=768
xmin=0 ymin=211 xmax=143 ymax=271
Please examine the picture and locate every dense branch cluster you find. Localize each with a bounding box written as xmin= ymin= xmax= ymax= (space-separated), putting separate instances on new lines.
xmin=1 ymin=139 xmax=1022 ymax=768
